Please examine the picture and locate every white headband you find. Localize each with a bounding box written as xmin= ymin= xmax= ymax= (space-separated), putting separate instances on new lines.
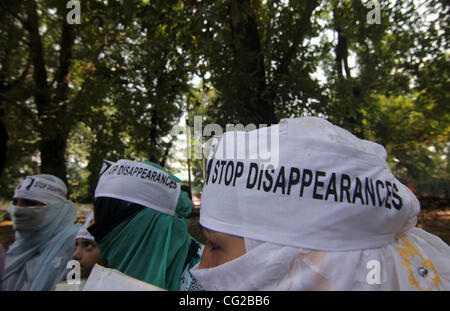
xmin=14 ymin=176 xmax=67 ymax=205
xmin=200 ymin=117 xmax=414 ymax=251
xmin=94 ymin=159 xmax=181 ymax=216
xmin=76 ymin=211 xmax=95 ymax=241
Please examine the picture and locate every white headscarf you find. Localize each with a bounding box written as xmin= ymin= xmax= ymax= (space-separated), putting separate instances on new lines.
xmin=190 ymin=117 xmax=450 ymax=291
xmin=13 ymin=174 xmax=67 ymax=205
xmin=75 ymin=211 xmax=95 ymax=241
xmin=2 ymin=174 xmax=81 ymax=291
xmin=94 ymin=159 xmax=181 ymax=216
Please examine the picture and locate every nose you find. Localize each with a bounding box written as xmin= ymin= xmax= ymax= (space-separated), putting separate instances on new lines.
xmin=72 ymin=246 xmax=82 ymax=261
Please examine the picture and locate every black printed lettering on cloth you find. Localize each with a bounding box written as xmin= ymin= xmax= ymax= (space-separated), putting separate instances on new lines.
xmin=391 ymin=183 xmax=403 ymax=210
xmin=352 ymin=177 xmax=365 ymax=205
xmin=205 ymin=159 xmax=214 ymax=185
xmin=324 ymin=172 xmax=338 ymax=202
xmin=206 ymin=159 xmax=404 ymax=211
xmin=340 ymin=174 xmax=352 ymax=204
xmin=312 ymin=170 xmax=326 ymax=200
xmin=21 ymin=178 xmax=65 ymax=196
xmin=106 ymin=164 xmax=177 ymax=190
xmin=287 ymin=167 xmax=300 ymax=195
xmin=246 ymin=163 xmax=259 ymax=189
xmin=365 ymin=177 xmax=376 ymax=206
xmin=99 ymin=161 xmax=113 ymax=177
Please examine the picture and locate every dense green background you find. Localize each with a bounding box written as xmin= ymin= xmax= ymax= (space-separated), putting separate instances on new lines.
xmin=0 ymin=0 xmax=448 ymax=202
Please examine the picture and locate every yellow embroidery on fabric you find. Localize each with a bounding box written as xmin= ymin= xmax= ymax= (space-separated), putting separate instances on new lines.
xmin=396 ymin=237 xmax=442 ymax=290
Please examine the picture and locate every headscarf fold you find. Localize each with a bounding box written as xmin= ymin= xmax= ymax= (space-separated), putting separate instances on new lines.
xmin=95 ymin=204 xmax=192 ymax=290
xmin=75 ymin=211 xmax=95 ymax=241
xmin=191 ymin=228 xmax=450 ymax=291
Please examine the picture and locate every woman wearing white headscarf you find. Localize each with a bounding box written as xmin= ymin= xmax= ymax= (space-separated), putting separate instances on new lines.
xmin=54 ymin=211 xmax=99 ymax=291
xmin=190 ymin=117 xmax=450 ymax=291
xmin=72 ymin=211 xmax=99 ymax=280
xmin=1 ymin=174 xmax=81 ymax=291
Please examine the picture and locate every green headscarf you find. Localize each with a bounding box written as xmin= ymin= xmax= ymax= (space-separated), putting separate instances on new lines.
xmin=92 ymin=161 xmax=194 ymax=290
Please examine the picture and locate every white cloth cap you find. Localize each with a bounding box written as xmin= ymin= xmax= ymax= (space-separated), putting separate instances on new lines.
xmin=94 ymin=159 xmax=181 ymax=216
xmin=13 ymin=175 xmax=67 ymax=205
xmin=200 ymin=117 xmax=414 ymax=251
xmin=75 ymin=211 xmax=95 ymax=241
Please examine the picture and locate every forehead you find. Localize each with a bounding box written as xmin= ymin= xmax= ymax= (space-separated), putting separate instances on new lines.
xmin=76 ymin=238 xmax=97 ymax=244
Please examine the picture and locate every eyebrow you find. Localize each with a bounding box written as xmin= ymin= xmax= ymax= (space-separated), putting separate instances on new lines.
xmin=200 ymin=226 xmax=219 ymax=244
xmin=82 ymin=240 xmax=97 ymax=247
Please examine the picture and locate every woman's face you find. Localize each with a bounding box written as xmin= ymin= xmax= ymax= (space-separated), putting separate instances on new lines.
xmin=72 ymin=238 xmax=100 ymax=279
xmin=9 ymin=198 xmax=48 ymax=231
xmin=199 ymin=228 xmax=246 ymax=269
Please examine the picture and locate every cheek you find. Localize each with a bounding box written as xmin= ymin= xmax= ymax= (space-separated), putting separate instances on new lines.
xmin=86 ymin=248 xmax=100 ymax=265
xmin=79 ymin=248 xmax=99 ymax=265
xmin=199 ymin=245 xmax=244 ymax=269
xmin=199 ymin=245 xmax=223 ymax=269
xmin=80 ymin=248 xmax=100 ymax=278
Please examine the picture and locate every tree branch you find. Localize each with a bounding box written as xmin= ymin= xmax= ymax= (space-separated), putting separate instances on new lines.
xmin=0 ymin=58 xmax=31 ymax=93
xmin=24 ymin=0 xmax=50 ymax=116
xmin=275 ymin=0 xmax=320 ymax=78
xmin=0 ymin=94 xmax=39 ymax=127
xmin=52 ymin=17 xmax=75 ymax=108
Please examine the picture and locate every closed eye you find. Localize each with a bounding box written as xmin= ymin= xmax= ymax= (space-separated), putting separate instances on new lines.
xmin=82 ymin=241 xmax=96 ymax=250
xmin=206 ymin=239 xmax=220 ymax=250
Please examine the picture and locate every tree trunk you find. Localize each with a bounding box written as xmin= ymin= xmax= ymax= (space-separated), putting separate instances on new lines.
xmin=228 ymin=0 xmax=319 ymax=126
xmin=87 ymin=139 xmax=106 ymax=203
xmin=24 ymin=0 xmax=75 ymax=185
xmin=229 ymin=0 xmax=277 ymax=126
xmin=40 ymin=131 xmax=69 ymax=182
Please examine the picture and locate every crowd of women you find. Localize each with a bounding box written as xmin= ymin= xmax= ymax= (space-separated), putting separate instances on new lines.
xmin=1 ymin=117 xmax=449 ymax=291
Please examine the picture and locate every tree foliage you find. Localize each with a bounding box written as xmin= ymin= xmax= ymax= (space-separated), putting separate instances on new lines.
xmin=0 ymin=0 xmax=448 ymax=200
